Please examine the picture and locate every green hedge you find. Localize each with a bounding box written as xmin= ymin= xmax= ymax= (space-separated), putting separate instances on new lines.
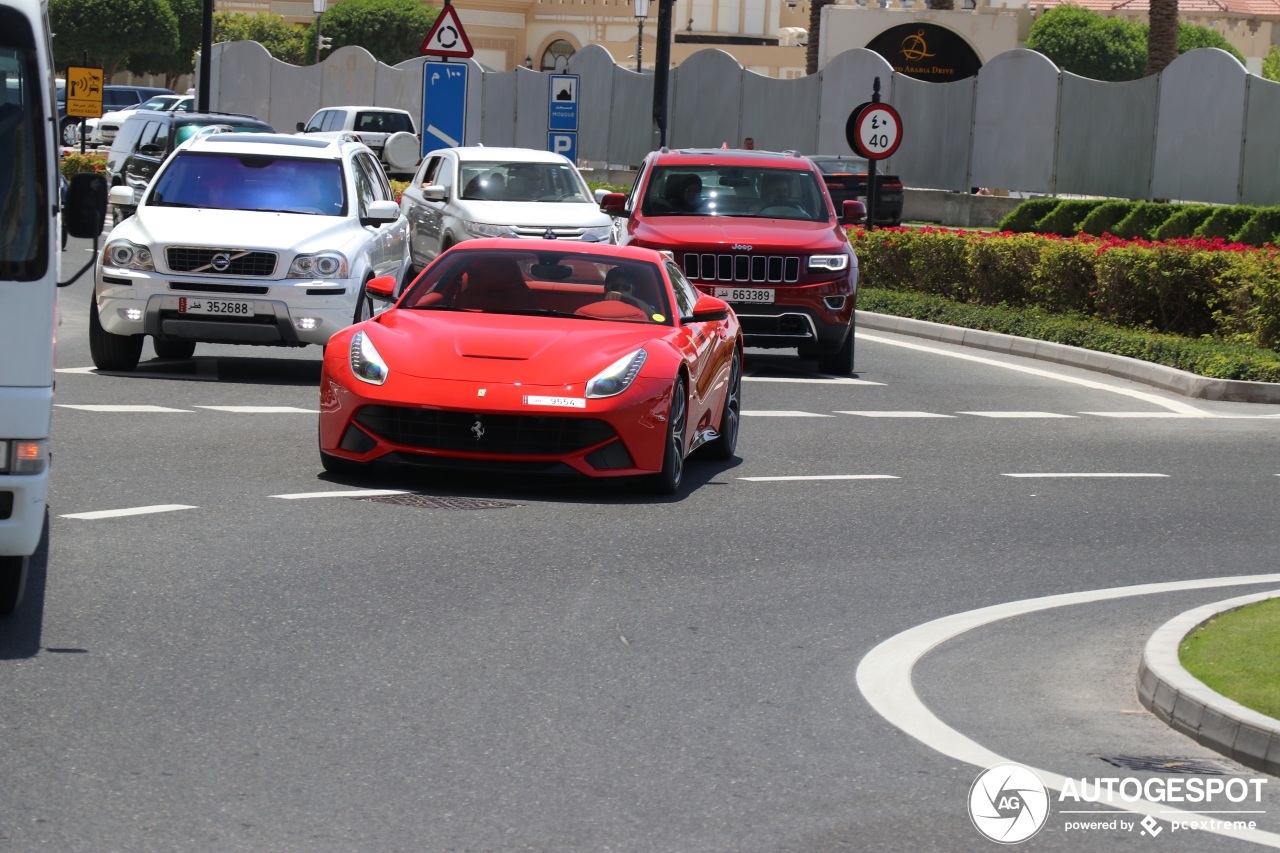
xmin=1196 ymin=206 xmax=1260 ymax=240
xmin=1000 ymin=197 xmax=1280 ymax=247
xmin=849 ymin=227 xmax=1280 ymax=356
xmin=1235 ymin=209 xmax=1280 ymax=247
xmin=1153 ymin=205 xmax=1216 ymax=241
xmin=1113 ymin=202 xmax=1182 ymax=240
xmin=998 ymin=198 xmax=1062 ymax=233
xmin=1033 ymin=199 xmax=1108 ymax=237
xmin=857 ymin=287 xmax=1280 ymax=383
xmin=1079 ymin=201 xmax=1137 ymax=236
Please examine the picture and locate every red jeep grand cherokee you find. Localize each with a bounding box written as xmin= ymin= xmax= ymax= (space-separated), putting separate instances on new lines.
xmin=601 ymin=148 xmax=864 ymax=374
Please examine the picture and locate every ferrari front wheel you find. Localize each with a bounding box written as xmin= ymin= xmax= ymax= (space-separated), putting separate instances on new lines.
xmin=705 ymin=350 xmax=741 ymax=461
xmin=649 ymin=377 xmax=688 ymax=495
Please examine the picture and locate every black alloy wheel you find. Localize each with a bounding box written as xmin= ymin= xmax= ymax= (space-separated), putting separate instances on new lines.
xmin=153 ymin=338 xmax=196 ymax=360
xmin=706 ymin=349 xmax=741 ymax=461
xmin=649 ymin=377 xmax=688 ymax=494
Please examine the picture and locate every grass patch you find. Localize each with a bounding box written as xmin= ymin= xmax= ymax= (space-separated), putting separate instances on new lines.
xmin=1180 ymin=597 xmax=1280 ymax=720
xmin=857 ymin=287 xmax=1280 ymax=382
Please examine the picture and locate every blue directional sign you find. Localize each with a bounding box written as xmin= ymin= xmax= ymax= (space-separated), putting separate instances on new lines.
xmin=548 ymin=74 xmax=579 ymax=132
xmin=422 ymin=60 xmax=467 ymax=156
xmin=548 ymin=131 xmax=576 ymax=163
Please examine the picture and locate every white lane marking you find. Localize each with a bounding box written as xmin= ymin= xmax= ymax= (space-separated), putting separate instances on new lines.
xmin=270 ymin=489 xmax=411 ymax=500
xmin=959 ymin=411 xmax=1078 ymax=418
xmin=739 ymin=475 xmax=898 ymax=482
xmin=859 ymin=332 xmax=1214 ymax=416
xmin=855 ymin=572 xmax=1280 ymax=847
xmin=836 ymin=411 xmax=956 ymax=418
xmin=55 ymin=404 xmax=191 ymax=413
xmin=742 ymin=410 xmax=835 ymax=417
xmin=55 ymin=367 xmax=99 ymax=374
xmin=1003 ymin=472 xmax=1169 ymax=478
xmin=195 ymin=406 xmax=318 ymax=414
xmin=743 ymin=376 xmax=885 ymax=386
xmin=61 ymin=504 xmax=197 ymax=520
xmin=1080 ymin=412 xmax=1207 ymax=418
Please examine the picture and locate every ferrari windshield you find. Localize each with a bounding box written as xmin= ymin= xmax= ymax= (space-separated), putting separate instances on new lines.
xmin=457 ymin=161 xmax=592 ymax=203
xmin=641 ymin=165 xmax=830 ymax=223
xmin=148 ymin=152 xmax=346 ymax=215
xmin=402 ymin=249 xmax=672 ymax=324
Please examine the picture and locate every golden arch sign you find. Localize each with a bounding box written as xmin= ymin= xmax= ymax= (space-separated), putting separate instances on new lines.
xmin=866 ymin=23 xmax=981 ymax=82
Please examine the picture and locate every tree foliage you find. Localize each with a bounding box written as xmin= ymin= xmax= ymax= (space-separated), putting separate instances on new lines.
xmin=1176 ymin=22 xmax=1245 ymax=64
xmin=214 ymin=12 xmax=309 ymax=66
xmin=1026 ymin=5 xmax=1146 ymax=82
xmin=305 ymin=0 xmax=439 ymax=67
xmin=1265 ymin=45 xmax=1280 ymax=81
xmin=128 ymin=0 xmax=203 ymax=88
xmin=50 ymin=0 xmax=179 ymax=77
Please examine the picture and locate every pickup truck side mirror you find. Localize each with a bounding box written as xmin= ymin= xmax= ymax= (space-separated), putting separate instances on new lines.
xmin=599 ymin=192 xmax=626 ymax=216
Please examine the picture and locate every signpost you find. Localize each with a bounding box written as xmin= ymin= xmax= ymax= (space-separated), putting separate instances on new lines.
xmin=547 ymin=73 xmax=579 ymax=161
xmin=65 ymin=65 xmax=102 ymax=153
xmin=845 ymin=77 xmax=903 ymax=230
xmin=420 ymin=0 xmax=474 ymax=152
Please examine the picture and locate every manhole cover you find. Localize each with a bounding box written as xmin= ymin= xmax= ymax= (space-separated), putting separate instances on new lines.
xmin=356 ymin=494 xmax=517 ymax=510
xmin=1098 ymin=755 xmax=1232 ymax=775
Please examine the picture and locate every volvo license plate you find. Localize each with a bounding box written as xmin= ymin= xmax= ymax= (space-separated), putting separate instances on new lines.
xmin=179 ymin=297 xmax=256 ymax=316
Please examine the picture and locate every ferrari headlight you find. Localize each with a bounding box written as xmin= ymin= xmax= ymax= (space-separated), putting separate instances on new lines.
xmin=289 ymin=251 xmax=349 ymax=279
xmin=809 ymin=254 xmax=849 ymax=272
xmin=585 ymin=349 xmax=647 ymax=399
xmin=463 ymin=221 xmax=516 ymax=239
xmin=349 ymin=331 xmax=388 ymax=386
xmin=102 ymin=239 xmax=154 ymax=271
xmin=579 ymin=226 xmax=613 ymax=243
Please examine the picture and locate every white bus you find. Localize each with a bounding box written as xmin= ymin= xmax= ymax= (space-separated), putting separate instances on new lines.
xmin=0 ymin=0 xmax=105 ymax=614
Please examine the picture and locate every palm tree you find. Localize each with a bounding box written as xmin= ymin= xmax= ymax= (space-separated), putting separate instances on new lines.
xmin=1146 ymin=0 xmax=1179 ymax=76
xmin=805 ymin=0 xmax=833 ymax=75
xmin=931 ymin=0 xmax=955 ymax=9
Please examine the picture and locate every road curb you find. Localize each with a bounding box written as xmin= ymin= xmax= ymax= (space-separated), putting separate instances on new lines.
xmin=856 ymin=312 xmax=1280 ymax=404
xmin=1136 ymin=590 xmax=1280 ymax=776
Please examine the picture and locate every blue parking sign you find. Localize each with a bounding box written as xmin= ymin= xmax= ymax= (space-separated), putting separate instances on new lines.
xmin=548 ymin=132 xmax=576 ymax=163
xmin=422 ymin=61 xmax=467 ymax=155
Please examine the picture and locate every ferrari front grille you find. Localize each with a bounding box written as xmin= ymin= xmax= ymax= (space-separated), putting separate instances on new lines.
xmin=682 ymin=253 xmax=801 ymax=284
xmin=166 ymin=247 xmax=277 ymax=277
xmin=355 ymin=406 xmax=616 ymax=455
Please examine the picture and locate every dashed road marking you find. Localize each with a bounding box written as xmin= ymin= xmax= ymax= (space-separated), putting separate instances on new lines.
xmin=743 ymin=376 xmax=885 ymax=386
xmin=270 ymin=489 xmax=412 ymax=500
xmin=55 ymin=404 xmax=191 ymax=413
xmin=959 ymin=411 xmax=1078 ymax=418
xmin=836 ymin=411 xmax=956 ymax=418
xmin=742 ymin=410 xmax=835 ymax=417
xmin=195 ymin=406 xmax=318 ymax=413
xmin=738 ymin=475 xmax=899 ymax=482
xmin=1002 ymin=472 xmax=1169 ymax=478
xmin=60 ymin=504 xmax=197 ymax=520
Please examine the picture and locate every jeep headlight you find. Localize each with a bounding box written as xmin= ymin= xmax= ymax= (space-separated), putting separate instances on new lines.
xmin=102 ymin=239 xmax=154 ymax=271
xmin=463 ymin=221 xmax=516 ymax=239
xmin=579 ymin=226 xmax=613 ymax=243
xmin=289 ymin=251 xmax=349 ymax=279
xmin=349 ymin=331 xmax=388 ymax=385
xmin=809 ymin=254 xmax=849 ymax=272
xmin=585 ymin=349 xmax=647 ymax=399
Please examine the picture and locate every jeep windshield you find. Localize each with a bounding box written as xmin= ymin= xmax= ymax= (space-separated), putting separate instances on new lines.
xmin=641 ymin=166 xmax=830 ymax=223
xmin=458 ymin=161 xmax=592 ymax=203
xmin=148 ymin=152 xmax=346 ymax=215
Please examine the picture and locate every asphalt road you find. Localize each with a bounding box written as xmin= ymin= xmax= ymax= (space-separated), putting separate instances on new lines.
xmin=1 ymin=234 xmax=1278 ymax=852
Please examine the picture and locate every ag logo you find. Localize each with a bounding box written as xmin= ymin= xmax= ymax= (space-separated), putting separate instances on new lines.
xmin=968 ymin=763 xmax=1050 ymax=844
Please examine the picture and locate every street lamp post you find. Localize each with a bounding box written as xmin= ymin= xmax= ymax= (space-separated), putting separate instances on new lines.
xmin=314 ymin=0 xmax=326 ymax=65
xmin=633 ymin=0 xmax=649 ymax=73
xmin=651 ymin=0 xmax=673 ymax=146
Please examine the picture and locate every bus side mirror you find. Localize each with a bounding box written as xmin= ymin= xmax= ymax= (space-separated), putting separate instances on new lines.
xmin=64 ymin=172 xmax=107 ymax=239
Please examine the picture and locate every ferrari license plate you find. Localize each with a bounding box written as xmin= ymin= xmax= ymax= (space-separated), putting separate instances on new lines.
xmin=179 ymin=297 xmax=256 ymax=316
xmin=714 ymin=287 xmax=774 ymax=304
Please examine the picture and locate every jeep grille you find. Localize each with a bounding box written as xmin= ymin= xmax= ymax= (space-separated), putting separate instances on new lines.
xmin=682 ymin=253 xmax=801 ymax=283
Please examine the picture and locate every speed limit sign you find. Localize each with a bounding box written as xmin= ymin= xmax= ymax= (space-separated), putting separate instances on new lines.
xmin=849 ymin=102 xmax=902 ymax=160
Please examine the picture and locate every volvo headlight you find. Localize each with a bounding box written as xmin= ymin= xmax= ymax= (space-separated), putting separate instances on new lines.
xmin=579 ymin=226 xmax=613 ymax=243
xmin=102 ymin=239 xmax=154 ymax=271
xmin=349 ymin=331 xmax=388 ymax=386
xmin=809 ymin=254 xmax=849 ymax=272
xmin=289 ymin=251 xmax=349 ymax=279
xmin=585 ymin=349 xmax=647 ymax=399
xmin=463 ymin=221 xmax=517 ymax=239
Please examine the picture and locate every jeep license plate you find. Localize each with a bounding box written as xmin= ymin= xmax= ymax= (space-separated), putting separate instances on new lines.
xmin=179 ymin=297 xmax=255 ymax=316
xmin=714 ymin=287 xmax=774 ymax=304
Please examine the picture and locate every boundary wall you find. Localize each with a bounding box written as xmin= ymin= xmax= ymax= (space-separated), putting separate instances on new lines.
xmin=208 ymin=41 xmax=1280 ymax=206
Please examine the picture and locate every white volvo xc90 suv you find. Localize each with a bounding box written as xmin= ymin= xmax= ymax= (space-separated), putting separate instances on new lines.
xmin=92 ymin=130 xmax=411 ymax=371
